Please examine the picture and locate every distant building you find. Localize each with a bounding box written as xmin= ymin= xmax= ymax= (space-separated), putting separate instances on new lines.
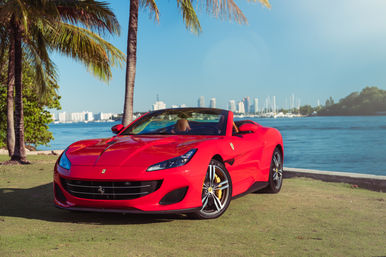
xmin=85 ymin=111 xmax=94 ymax=121
xmin=95 ymin=112 xmax=113 ymax=121
xmin=171 ymin=104 xmax=186 ymax=108
xmin=58 ymin=112 xmax=71 ymax=122
xmin=152 ymin=101 xmax=166 ymax=111
xmin=209 ymin=98 xmax=216 ymax=108
xmin=238 ymin=101 xmax=245 ymax=114
xmin=265 ymin=97 xmax=270 ymax=112
xmin=228 ymin=100 xmax=236 ymax=112
xmin=58 ymin=112 xmax=65 ymax=122
xmin=272 ymin=96 xmax=277 ymax=113
xmin=197 ymin=96 xmax=205 ymax=107
xmin=71 ymin=112 xmax=86 ymax=122
xmin=243 ymin=96 xmax=250 ymax=114
xmin=253 ymin=98 xmax=259 ymax=113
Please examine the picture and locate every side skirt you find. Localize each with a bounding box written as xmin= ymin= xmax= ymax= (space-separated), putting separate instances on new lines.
xmin=232 ymin=181 xmax=268 ymax=200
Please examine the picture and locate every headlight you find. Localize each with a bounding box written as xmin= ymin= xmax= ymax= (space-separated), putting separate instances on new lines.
xmin=58 ymin=151 xmax=71 ymax=170
xmin=147 ymin=149 xmax=197 ymax=172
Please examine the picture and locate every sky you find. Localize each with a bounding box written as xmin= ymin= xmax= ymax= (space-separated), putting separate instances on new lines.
xmin=52 ymin=0 xmax=386 ymax=113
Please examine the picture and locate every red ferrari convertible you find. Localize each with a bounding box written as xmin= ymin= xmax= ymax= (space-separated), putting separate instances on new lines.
xmin=54 ymin=108 xmax=283 ymax=219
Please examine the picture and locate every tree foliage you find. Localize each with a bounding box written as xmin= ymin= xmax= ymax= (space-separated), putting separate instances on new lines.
xmin=1 ymin=0 xmax=124 ymax=161
xmin=318 ymin=87 xmax=386 ymax=116
xmin=325 ymin=96 xmax=335 ymax=107
xmin=0 ymin=52 xmax=61 ymax=149
xmin=298 ymin=105 xmax=314 ymax=116
xmin=0 ymin=0 xmax=125 ymax=87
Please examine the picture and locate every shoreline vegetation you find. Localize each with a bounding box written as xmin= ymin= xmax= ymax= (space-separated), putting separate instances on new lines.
xmin=0 ymin=155 xmax=385 ymax=256
xmin=299 ymin=86 xmax=386 ymax=116
xmin=317 ymin=86 xmax=386 ymax=116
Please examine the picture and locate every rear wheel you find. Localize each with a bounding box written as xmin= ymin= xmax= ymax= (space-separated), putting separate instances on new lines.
xmin=190 ymin=159 xmax=232 ymax=219
xmin=264 ymin=148 xmax=283 ymax=193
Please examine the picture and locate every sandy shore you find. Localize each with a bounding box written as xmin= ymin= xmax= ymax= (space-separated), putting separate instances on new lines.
xmin=0 ymin=149 xmax=63 ymax=156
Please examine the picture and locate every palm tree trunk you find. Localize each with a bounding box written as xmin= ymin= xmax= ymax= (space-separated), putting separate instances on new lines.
xmin=11 ymin=21 xmax=27 ymax=163
xmin=7 ymin=21 xmax=16 ymax=157
xmin=0 ymin=36 xmax=6 ymax=82
xmin=122 ymin=0 xmax=139 ymax=127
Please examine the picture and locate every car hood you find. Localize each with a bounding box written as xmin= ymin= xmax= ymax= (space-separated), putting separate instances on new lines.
xmin=66 ymin=135 xmax=219 ymax=167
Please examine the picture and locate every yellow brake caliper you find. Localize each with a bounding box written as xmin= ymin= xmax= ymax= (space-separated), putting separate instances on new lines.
xmin=214 ymin=174 xmax=222 ymax=199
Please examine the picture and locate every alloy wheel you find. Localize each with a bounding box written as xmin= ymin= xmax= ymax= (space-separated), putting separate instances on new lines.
xmin=200 ymin=162 xmax=231 ymax=217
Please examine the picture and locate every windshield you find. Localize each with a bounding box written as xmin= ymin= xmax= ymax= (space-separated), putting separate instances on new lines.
xmin=121 ymin=108 xmax=228 ymax=136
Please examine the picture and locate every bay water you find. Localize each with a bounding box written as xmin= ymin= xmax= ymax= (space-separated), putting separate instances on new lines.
xmin=39 ymin=116 xmax=386 ymax=176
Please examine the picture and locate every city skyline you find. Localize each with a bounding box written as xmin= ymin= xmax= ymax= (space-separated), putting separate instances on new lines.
xmin=148 ymin=93 xmax=309 ymax=114
xmin=54 ymin=111 xmax=117 ymax=123
xmin=56 ymin=92 xmax=318 ymax=115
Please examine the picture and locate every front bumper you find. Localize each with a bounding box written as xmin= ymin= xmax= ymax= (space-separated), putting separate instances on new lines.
xmin=53 ymin=162 xmax=204 ymax=213
xmin=55 ymin=205 xmax=201 ymax=214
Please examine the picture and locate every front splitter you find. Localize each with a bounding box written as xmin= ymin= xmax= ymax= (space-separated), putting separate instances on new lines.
xmin=55 ymin=205 xmax=201 ymax=215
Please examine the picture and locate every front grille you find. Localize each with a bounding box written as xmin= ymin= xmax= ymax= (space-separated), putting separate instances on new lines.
xmin=60 ymin=178 xmax=162 ymax=200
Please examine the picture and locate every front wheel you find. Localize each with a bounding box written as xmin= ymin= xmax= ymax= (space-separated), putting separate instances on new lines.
xmin=264 ymin=148 xmax=283 ymax=193
xmin=190 ymin=159 xmax=232 ymax=219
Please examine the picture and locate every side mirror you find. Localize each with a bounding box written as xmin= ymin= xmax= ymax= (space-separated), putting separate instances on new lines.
xmin=111 ymin=124 xmax=124 ymax=134
xmin=238 ymin=123 xmax=259 ymax=134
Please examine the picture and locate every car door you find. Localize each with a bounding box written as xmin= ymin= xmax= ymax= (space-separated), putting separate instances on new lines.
xmin=225 ymin=131 xmax=264 ymax=196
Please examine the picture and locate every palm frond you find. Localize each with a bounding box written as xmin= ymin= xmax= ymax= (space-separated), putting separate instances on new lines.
xmin=55 ymin=0 xmax=120 ymax=36
xmin=177 ymin=0 xmax=201 ymax=34
xmin=24 ymin=43 xmax=58 ymax=99
xmin=0 ymin=0 xmax=59 ymax=35
xmin=23 ymin=20 xmax=58 ymax=98
xmin=246 ymin=0 xmax=271 ymax=9
xmin=44 ymin=22 xmax=125 ymax=82
xmin=255 ymin=0 xmax=271 ymax=9
xmin=201 ymin=0 xmax=247 ymax=23
xmin=140 ymin=0 xmax=160 ymax=22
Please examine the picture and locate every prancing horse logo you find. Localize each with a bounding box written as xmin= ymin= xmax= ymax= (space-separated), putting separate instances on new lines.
xmin=97 ymin=186 xmax=105 ymax=195
xmin=101 ymin=169 xmax=107 ymax=174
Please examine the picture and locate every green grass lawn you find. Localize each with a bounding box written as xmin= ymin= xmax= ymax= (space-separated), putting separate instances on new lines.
xmin=0 ymin=155 xmax=385 ymax=257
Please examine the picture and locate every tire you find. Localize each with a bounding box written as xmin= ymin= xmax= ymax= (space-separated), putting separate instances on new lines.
xmin=190 ymin=159 xmax=232 ymax=219
xmin=263 ymin=147 xmax=283 ymax=193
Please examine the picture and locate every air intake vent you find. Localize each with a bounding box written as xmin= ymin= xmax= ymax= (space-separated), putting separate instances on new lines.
xmin=60 ymin=178 xmax=162 ymax=200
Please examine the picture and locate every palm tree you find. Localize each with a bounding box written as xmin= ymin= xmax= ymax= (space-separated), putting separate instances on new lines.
xmin=122 ymin=0 xmax=271 ymax=126
xmin=0 ymin=23 xmax=16 ymax=157
xmin=0 ymin=0 xmax=125 ymax=163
